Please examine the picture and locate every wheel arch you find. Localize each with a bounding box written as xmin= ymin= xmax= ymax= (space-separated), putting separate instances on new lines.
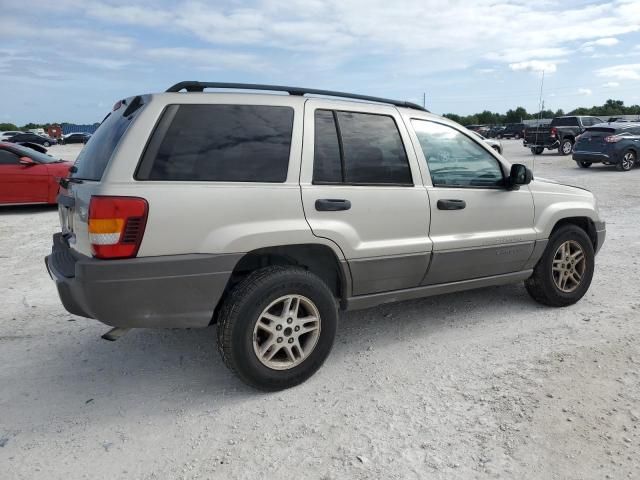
xmin=212 ymin=243 xmax=351 ymax=324
xmin=550 ymin=216 xmax=598 ymax=251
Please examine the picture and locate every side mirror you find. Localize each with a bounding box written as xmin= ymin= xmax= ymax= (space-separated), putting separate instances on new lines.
xmin=508 ymin=163 xmax=533 ymax=190
xmin=19 ymin=156 xmax=36 ymax=166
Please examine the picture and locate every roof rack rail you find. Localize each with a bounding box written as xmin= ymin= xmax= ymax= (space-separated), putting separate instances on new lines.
xmin=165 ymin=81 xmax=428 ymax=112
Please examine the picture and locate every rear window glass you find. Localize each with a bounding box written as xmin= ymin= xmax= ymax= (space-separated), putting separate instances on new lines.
xmin=71 ymin=96 xmax=145 ymax=181
xmin=140 ymin=104 xmax=294 ymax=182
xmin=585 ymin=127 xmax=615 ymax=134
xmin=552 ymin=117 xmax=579 ymax=127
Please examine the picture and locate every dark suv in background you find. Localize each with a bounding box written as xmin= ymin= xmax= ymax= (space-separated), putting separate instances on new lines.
xmin=498 ymin=123 xmax=525 ymax=139
xmin=573 ymin=122 xmax=640 ymax=171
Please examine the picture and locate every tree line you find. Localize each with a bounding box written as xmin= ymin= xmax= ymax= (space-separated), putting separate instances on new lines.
xmin=3 ymin=99 xmax=640 ymax=132
xmin=443 ymin=99 xmax=640 ymax=126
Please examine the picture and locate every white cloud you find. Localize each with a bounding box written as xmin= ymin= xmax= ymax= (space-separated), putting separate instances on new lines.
xmin=509 ymin=60 xmax=558 ymax=73
xmin=145 ymin=48 xmax=268 ymax=72
xmin=8 ymin=0 xmax=639 ymax=76
xmin=595 ymin=63 xmax=640 ymax=80
xmin=476 ymin=68 xmax=496 ymax=74
xmin=603 ymin=81 xmax=620 ymax=87
xmin=581 ymin=37 xmax=620 ymax=51
xmin=578 ymin=88 xmax=593 ymax=95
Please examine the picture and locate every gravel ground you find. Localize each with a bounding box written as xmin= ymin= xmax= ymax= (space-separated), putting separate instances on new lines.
xmin=1 ymin=141 xmax=639 ymax=479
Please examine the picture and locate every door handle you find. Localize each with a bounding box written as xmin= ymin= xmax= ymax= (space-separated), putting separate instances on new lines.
xmin=315 ymin=199 xmax=351 ymax=211
xmin=437 ymin=199 xmax=466 ymax=210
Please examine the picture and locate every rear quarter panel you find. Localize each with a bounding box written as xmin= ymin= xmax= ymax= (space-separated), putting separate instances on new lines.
xmin=90 ymin=94 xmax=344 ymax=260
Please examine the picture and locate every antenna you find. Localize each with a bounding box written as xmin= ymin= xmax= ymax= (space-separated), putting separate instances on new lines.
xmin=531 ymin=70 xmax=545 ymax=174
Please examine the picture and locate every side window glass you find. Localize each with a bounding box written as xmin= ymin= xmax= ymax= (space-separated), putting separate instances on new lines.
xmin=144 ymin=105 xmax=294 ymax=182
xmin=313 ymin=110 xmax=342 ymax=183
xmin=411 ymin=120 xmax=504 ymax=188
xmin=0 ymin=150 xmax=19 ymax=164
xmin=336 ymin=111 xmax=412 ymax=184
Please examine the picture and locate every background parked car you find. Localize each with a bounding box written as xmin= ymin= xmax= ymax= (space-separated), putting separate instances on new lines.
xmin=497 ymin=123 xmax=525 ymax=139
xmin=0 ymin=142 xmax=72 ymax=205
xmin=470 ymin=130 xmax=503 ymax=154
xmin=523 ymin=116 xmax=604 ymax=155
xmin=486 ymin=126 xmax=505 ymax=138
xmin=59 ymin=133 xmax=91 ymax=145
xmin=573 ymin=122 xmax=640 ymax=171
xmin=6 ymin=132 xmax=57 ymax=147
xmin=1 ymin=131 xmax=24 ymax=141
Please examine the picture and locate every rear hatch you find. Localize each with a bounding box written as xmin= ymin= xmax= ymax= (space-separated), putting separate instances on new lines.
xmin=574 ymin=127 xmax=614 ymax=153
xmin=58 ymin=95 xmax=146 ymax=256
xmin=524 ymin=126 xmax=552 ymax=145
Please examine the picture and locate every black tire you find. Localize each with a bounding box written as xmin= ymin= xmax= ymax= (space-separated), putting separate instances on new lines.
xmin=578 ymin=161 xmax=592 ymax=168
xmin=531 ymin=147 xmax=544 ymax=155
xmin=514 ymin=133 xmax=520 ymax=140
xmin=616 ymin=150 xmax=636 ymax=171
xmin=525 ymin=225 xmax=595 ymax=307
xmin=559 ymin=138 xmax=573 ymax=156
xmin=216 ymin=266 xmax=338 ymax=391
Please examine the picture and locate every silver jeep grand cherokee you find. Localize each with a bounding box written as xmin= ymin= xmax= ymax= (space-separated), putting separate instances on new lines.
xmin=46 ymin=82 xmax=606 ymax=390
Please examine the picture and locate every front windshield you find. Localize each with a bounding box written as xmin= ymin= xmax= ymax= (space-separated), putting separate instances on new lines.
xmin=8 ymin=143 xmax=62 ymax=164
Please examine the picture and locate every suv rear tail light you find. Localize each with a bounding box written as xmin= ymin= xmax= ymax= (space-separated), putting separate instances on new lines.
xmin=88 ymin=196 xmax=148 ymax=259
xmin=550 ymin=127 xmax=557 ymax=138
xmin=604 ymin=135 xmax=622 ymax=143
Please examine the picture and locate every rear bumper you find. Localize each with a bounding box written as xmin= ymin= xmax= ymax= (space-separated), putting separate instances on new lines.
xmin=573 ymin=151 xmax=612 ymax=164
xmin=45 ymin=233 xmax=241 ymax=328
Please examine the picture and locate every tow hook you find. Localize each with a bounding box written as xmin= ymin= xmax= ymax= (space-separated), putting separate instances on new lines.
xmin=101 ymin=327 xmax=131 ymax=341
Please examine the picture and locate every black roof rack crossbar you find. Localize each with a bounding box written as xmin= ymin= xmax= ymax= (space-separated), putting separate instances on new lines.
xmin=165 ymin=81 xmax=427 ymax=111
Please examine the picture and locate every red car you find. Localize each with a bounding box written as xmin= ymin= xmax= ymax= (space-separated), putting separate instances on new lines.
xmin=0 ymin=142 xmax=73 ymax=205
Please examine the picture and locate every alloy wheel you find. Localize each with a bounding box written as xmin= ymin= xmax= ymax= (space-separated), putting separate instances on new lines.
xmin=552 ymin=240 xmax=586 ymax=293
xmin=621 ymin=152 xmax=635 ymax=171
xmin=253 ymin=294 xmax=321 ymax=370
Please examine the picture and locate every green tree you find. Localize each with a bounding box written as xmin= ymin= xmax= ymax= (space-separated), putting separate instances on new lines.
xmin=0 ymin=123 xmax=18 ymax=131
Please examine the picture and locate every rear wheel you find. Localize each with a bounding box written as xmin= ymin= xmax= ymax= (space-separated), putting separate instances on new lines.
xmin=578 ymin=161 xmax=592 ymax=168
xmin=43 ymin=141 xmax=50 ymax=147
xmin=217 ymin=266 xmax=338 ymax=391
xmin=531 ymin=147 xmax=544 ymax=155
xmin=616 ymin=150 xmax=636 ymax=171
xmin=525 ymin=225 xmax=595 ymax=307
xmin=559 ymin=138 xmax=573 ymax=155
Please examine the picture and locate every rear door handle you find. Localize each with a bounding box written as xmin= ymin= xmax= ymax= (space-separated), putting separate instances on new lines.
xmin=437 ymin=199 xmax=466 ymax=210
xmin=315 ymin=199 xmax=351 ymax=211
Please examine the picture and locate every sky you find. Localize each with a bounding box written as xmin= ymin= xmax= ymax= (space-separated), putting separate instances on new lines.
xmin=1 ymin=0 xmax=640 ymax=125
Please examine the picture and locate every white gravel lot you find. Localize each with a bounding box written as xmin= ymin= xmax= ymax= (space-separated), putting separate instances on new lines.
xmin=1 ymin=141 xmax=639 ymax=479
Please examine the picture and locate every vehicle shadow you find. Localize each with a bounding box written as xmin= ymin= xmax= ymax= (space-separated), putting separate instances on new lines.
xmin=0 ymin=204 xmax=57 ymax=215
xmin=3 ymin=282 xmax=543 ymax=426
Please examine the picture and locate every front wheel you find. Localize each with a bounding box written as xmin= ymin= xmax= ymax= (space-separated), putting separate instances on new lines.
xmin=216 ymin=266 xmax=338 ymax=391
xmin=616 ymin=150 xmax=636 ymax=171
xmin=531 ymin=147 xmax=544 ymax=155
xmin=525 ymin=225 xmax=595 ymax=307
xmin=43 ymin=141 xmax=50 ymax=147
xmin=578 ymin=161 xmax=592 ymax=168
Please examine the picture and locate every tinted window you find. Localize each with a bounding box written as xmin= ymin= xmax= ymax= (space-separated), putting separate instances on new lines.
xmin=9 ymin=144 xmax=61 ymax=164
xmin=143 ymin=105 xmax=293 ymax=182
xmin=313 ymin=110 xmax=342 ymax=183
xmin=0 ymin=150 xmax=19 ymax=164
xmin=336 ymin=111 xmax=411 ymax=184
xmin=72 ymin=98 xmax=144 ymax=181
xmin=412 ymin=120 xmax=504 ymax=188
xmin=553 ymin=117 xmax=579 ymax=127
